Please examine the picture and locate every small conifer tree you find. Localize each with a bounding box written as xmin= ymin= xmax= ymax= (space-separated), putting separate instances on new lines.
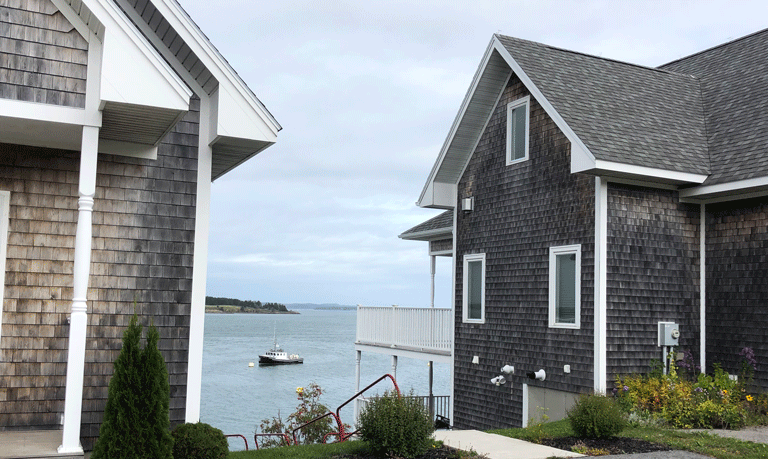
xmin=91 ymin=315 xmax=173 ymax=459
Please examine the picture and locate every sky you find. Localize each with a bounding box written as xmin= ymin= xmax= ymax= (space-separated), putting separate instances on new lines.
xmin=180 ymin=0 xmax=767 ymax=307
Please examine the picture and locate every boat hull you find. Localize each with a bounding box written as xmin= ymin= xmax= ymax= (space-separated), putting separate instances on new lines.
xmin=258 ymin=355 xmax=303 ymax=365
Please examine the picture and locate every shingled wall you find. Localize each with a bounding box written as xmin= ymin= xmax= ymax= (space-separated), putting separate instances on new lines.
xmin=453 ymin=73 xmax=595 ymax=430
xmin=605 ymin=184 xmax=700 ymax=380
xmin=706 ymin=198 xmax=768 ymax=391
xmin=0 ymin=98 xmax=199 ymax=449
xmin=0 ymin=0 xmax=88 ymax=108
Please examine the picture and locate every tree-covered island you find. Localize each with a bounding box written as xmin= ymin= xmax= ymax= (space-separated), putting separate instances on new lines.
xmin=204 ymin=296 xmax=298 ymax=314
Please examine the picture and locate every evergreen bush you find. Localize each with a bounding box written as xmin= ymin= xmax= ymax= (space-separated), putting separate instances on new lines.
xmin=567 ymin=392 xmax=628 ymax=439
xmin=172 ymin=422 xmax=229 ymax=459
xmin=358 ymin=390 xmax=434 ymax=458
xmin=91 ymin=315 xmax=173 ymax=459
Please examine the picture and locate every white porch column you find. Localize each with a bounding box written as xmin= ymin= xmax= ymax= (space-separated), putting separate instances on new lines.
xmin=391 ymin=355 xmax=398 ymax=382
xmin=354 ymin=350 xmax=361 ymax=426
xmin=430 ymin=255 xmax=436 ymax=309
xmin=59 ymin=126 xmax=99 ymax=454
xmin=186 ymin=94 xmax=213 ymax=422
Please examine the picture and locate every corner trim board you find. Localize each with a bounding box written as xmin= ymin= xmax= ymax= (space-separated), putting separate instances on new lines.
xmin=594 ymin=177 xmax=607 ymax=392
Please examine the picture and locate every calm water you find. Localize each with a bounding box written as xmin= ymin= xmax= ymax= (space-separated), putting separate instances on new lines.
xmin=200 ymin=310 xmax=450 ymax=450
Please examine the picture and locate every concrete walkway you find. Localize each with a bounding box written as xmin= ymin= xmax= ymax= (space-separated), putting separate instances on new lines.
xmin=434 ymin=430 xmax=583 ymax=459
xmin=436 ymin=426 xmax=768 ymax=459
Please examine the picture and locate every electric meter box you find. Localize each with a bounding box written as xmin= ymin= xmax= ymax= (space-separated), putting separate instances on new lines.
xmin=658 ymin=322 xmax=680 ymax=347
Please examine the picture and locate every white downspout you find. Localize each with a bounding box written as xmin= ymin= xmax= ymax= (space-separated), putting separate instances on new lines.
xmin=59 ymin=30 xmax=103 ymax=455
xmin=185 ymin=93 xmax=213 ymax=423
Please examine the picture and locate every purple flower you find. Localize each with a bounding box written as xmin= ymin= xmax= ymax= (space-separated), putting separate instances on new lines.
xmin=740 ymin=347 xmax=757 ymax=371
xmin=623 ymin=386 xmax=629 ymax=392
xmin=694 ymin=387 xmax=704 ymax=393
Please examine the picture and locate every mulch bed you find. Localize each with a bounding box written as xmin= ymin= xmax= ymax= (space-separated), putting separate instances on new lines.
xmin=541 ymin=436 xmax=672 ymax=455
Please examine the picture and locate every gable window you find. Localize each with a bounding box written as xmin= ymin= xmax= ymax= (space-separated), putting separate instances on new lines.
xmin=549 ymin=245 xmax=581 ymax=329
xmin=506 ymin=95 xmax=530 ymax=165
xmin=463 ymin=253 xmax=485 ymax=323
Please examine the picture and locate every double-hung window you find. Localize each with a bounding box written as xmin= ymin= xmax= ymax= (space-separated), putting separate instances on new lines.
xmin=463 ymin=253 xmax=485 ymax=323
xmin=549 ymin=245 xmax=581 ymax=329
xmin=506 ymin=96 xmax=530 ymax=165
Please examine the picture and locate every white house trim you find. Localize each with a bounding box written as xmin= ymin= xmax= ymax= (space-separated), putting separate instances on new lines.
xmin=399 ymin=227 xmax=452 ymax=241
xmin=680 ymin=175 xmax=768 ymax=201
xmin=0 ymin=191 xmax=10 ymax=347
xmin=548 ymin=244 xmax=582 ymax=329
xmin=185 ymin=94 xmax=213 ymax=423
xmin=700 ymin=203 xmax=706 ymax=373
xmin=417 ymin=39 xmax=501 ymax=208
xmin=0 ymin=101 xmax=94 ymax=127
xmin=59 ymin=28 xmax=104 ymax=452
xmin=98 ymin=140 xmax=158 ymax=160
xmin=586 ymin=160 xmax=707 ymax=185
xmin=594 ymin=177 xmax=608 ymax=392
xmin=506 ymin=96 xmax=530 ymax=166
xmin=491 ymin=38 xmax=597 ymax=166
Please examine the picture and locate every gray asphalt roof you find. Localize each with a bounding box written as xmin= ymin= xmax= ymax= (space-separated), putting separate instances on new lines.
xmin=496 ymin=34 xmax=711 ymax=176
xmin=660 ymin=28 xmax=768 ymax=186
xmin=400 ymin=210 xmax=453 ymax=240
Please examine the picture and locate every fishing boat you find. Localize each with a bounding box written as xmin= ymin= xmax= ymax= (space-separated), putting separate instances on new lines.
xmin=258 ymin=327 xmax=303 ymax=365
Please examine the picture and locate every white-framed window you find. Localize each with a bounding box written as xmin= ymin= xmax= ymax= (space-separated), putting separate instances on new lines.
xmin=462 ymin=253 xmax=486 ymax=324
xmin=549 ymin=244 xmax=581 ymax=329
xmin=506 ymin=95 xmax=530 ymax=165
xmin=0 ymin=191 xmax=9 ymax=345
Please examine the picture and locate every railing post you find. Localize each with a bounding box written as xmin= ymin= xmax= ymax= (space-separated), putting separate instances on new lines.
xmin=391 ymin=304 xmax=397 ymax=348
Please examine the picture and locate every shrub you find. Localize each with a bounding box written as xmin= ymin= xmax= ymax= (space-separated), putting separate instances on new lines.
xmin=567 ymin=393 xmax=627 ymax=439
xmin=91 ymin=315 xmax=173 ymax=459
xmin=172 ymin=422 xmax=228 ymax=459
xmin=358 ymin=390 xmax=435 ymax=458
xmin=257 ymin=382 xmax=346 ymax=448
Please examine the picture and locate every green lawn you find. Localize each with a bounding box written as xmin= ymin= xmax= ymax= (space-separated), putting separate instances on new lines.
xmin=491 ymin=419 xmax=768 ymax=459
xmin=229 ymin=440 xmax=369 ymax=459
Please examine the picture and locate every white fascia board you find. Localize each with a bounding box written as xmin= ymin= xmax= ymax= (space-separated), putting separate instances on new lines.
xmin=0 ymin=105 xmax=88 ymax=151
xmin=98 ymin=139 xmax=157 ymax=159
xmin=591 ymin=160 xmax=708 ymax=184
xmin=490 ymin=38 xmax=597 ymax=166
xmin=679 ymin=175 xmax=768 ymax=202
xmin=209 ymin=85 xmax=277 ymax=147
xmin=85 ymin=0 xmax=191 ymax=111
xmin=0 ymin=99 xmax=93 ymax=127
xmin=417 ymin=39 xmax=498 ymax=208
xmin=152 ymin=0 xmax=281 ymax=136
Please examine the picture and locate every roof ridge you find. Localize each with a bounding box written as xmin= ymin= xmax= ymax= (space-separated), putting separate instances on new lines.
xmin=494 ymin=33 xmax=692 ymax=79
xmin=658 ymin=27 xmax=768 ymax=69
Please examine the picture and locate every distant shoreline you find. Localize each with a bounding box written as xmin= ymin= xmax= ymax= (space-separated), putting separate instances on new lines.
xmin=205 ymin=306 xmax=299 ymax=314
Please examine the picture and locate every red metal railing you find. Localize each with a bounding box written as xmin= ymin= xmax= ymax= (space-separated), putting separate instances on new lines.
xmin=225 ymin=434 xmax=249 ymax=451
xmin=292 ymin=373 xmax=400 ymax=444
xmin=253 ymin=432 xmax=293 ymax=450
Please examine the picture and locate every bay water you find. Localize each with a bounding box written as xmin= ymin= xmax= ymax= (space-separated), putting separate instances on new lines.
xmin=200 ymin=309 xmax=450 ymax=450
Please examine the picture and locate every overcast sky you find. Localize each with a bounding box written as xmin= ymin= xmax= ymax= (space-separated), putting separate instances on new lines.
xmin=180 ymin=0 xmax=767 ymax=307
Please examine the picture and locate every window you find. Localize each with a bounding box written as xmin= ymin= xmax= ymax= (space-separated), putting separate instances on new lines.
xmin=506 ymin=96 xmax=530 ymax=165
xmin=0 ymin=191 xmax=9 ymax=344
xmin=462 ymin=253 xmax=485 ymax=323
xmin=549 ymin=245 xmax=581 ymax=329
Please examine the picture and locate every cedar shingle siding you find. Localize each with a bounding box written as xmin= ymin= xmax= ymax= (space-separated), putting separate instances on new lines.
xmin=453 ymin=74 xmax=595 ymax=430
xmin=0 ymin=0 xmax=88 ymax=108
xmin=706 ymin=198 xmax=768 ymax=391
xmin=0 ymin=98 xmax=199 ymax=448
xmin=606 ymin=184 xmax=700 ymax=378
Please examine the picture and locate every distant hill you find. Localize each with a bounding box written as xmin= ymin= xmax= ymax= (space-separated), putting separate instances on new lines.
xmin=286 ymin=303 xmax=356 ymax=310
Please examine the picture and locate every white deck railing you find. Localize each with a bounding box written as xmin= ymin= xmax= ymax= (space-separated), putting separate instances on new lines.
xmin=355 ymin=305 xmax=452 ymax=354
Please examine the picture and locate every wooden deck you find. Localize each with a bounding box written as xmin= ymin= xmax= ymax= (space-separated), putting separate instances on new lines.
xmin=0 ymin=430 xmax=84 ymax=459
